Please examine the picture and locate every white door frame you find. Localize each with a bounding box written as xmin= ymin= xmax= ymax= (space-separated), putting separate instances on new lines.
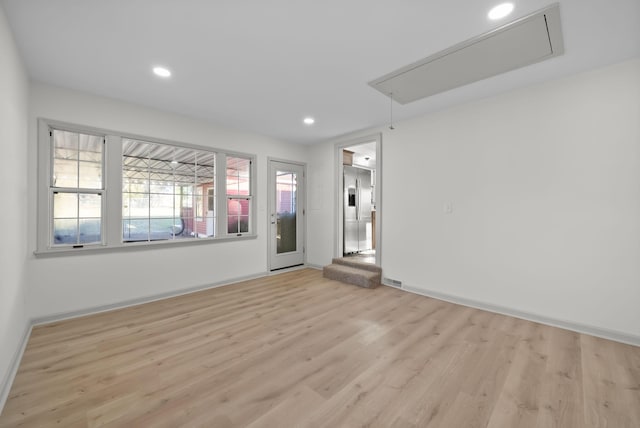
xmin=334 ymin=133 xmax=382 ymax=266
xmin=268 ymin=157 xmax=307 ymax=271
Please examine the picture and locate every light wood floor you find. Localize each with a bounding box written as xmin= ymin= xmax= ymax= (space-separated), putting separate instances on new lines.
xmin=1 ymin=269 xmax=639 ymax=427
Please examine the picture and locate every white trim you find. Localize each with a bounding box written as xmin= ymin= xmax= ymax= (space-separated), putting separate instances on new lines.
xmin=105 ymin=134 xmax=123 ymax=245
xmin=385 ymin=280 xmax=640 ymax=347
xmin=34 ymin=233 xmax=258 ymax=257
xmin=333 ymin=133 xmax=382 ymax=266
xmin=0 ymin=324 xmax=32 ymax=414
xmin=305 ymin=263 xmax=324 ymax=270
xmin=267 ymin=158 xmax=307 ymax=271
xmin=217 ymin=152 xmax=228 ymax=237
xmin=224 ymin=153 xmax=257 ymax=237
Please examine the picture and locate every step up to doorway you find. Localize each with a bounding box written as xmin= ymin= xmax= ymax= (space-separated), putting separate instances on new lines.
xmin=322 ymin=258 xmax=381 ymax=289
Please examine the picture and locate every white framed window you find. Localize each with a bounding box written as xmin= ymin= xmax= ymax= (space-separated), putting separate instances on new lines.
xmin=50 ymin=129 xmax=105 ymax=247
xmin=36 ymin=119 xmax=256 ymax=254
xmin=122 ymin=138 xmax=216 ymax=242
xmin=226 ymin=156 xmax=252 ymax=235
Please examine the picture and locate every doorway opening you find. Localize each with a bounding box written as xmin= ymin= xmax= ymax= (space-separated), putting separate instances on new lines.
xmin=335 ymin=135 xmax=381 ymax=266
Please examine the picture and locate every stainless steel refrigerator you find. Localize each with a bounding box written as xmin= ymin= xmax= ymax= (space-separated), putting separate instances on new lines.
xmin=344 ymin=166 xmax=372 ymax=254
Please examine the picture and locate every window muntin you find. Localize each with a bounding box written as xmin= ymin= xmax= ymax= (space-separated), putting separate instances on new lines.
xmin=226 ymin=156 xmax=252 ymax=234
xmin=122 ymin=139 xmax=216 ymax=242
xmin=50 ymin=129 xmax=104 ymax=246
xmin=207 ymin=188 xmax=214 ymax=211
xmin=38 ymin=120 xmax=255 ymax=253
xmin=227 ymin=198 xmax=250 ymax=234
xmin=52 ymin=130 xmax=103 ymax=189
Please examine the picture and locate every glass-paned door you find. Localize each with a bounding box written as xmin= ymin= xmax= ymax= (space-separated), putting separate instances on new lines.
xmin=269 ymin=160 xmax=305 ymax=270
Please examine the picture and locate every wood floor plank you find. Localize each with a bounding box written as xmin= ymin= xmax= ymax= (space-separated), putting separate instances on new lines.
xmin=534 ymin=327 xmax=584 ymax=428
xmin=245 ymin=386 xmax=326 ymax=428
xmin=435 ymin=331 xmax=519 ymax=427
xmin=486 ymin=322 xmax=548 ymax=427
xmin=115 ymin=286 xmax=412 ymax=426
xmin=581 ymin=335 xmax=640 ymax=427
xmin=302 ymin=305 xmax=477 ymax=427
xmin=1 ymin=269 xmax=638 ymax=427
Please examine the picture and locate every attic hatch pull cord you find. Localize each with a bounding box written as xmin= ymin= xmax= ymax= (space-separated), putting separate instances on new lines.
xmin=389 ymin=92 xmax=395 ymax=130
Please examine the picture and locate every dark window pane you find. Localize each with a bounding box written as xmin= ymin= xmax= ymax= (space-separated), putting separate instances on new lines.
xmin=227 ymin=199 xmax=250 ymax=234
xmin=78 ymin=218 xmax=101 ymax=244
xmin=123 ymin=218 xmax=149 ymax=242
xmin=53 ymin=219 xmax=78 ymax=244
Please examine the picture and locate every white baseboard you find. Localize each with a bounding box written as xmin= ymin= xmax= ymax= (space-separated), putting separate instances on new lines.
xmin=0 ymin=323 xmax=32 ymax=414
xmin=32 ymin=271 xmax=270 ymax=326
xmin=386 ymin=280 xmax=640 ymax=347
xmin=305 ymin=263 xmax=324 ymax=270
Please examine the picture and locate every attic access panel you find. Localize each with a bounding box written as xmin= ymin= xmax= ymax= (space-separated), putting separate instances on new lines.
xmin=369 ymin=3 xmax=564 ymax=104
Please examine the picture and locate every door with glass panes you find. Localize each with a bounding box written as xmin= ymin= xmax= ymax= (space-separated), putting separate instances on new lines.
xmin=269 ymin=160 xmax=305 ymax=270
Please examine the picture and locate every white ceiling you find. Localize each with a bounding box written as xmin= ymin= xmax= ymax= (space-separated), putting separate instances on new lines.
xmin=2 ymin=0 xmax=639 ymax=145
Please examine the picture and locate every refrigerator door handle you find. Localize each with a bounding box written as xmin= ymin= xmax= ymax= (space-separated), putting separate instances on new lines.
xmin=355 ymin=178 xmax=360 ymax=220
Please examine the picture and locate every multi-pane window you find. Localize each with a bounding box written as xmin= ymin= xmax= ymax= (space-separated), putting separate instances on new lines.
xmin=38 ymin=120 xmax=255 ymax=253
xmin=122 ymin=139 xmax=216 ymax=242
xmin=226 ymin=156 xmax=252 ymax=234
xmin=50 ymin=129 xmax=104 ymax=246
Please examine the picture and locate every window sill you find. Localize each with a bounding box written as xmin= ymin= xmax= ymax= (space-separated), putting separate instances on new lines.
xmin=33 ymin=234 xmax=258 ymax=257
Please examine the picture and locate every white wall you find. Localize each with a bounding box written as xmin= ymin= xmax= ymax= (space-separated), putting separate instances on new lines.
xmin=306 ymin=142 xmax=336 ymax=267
xmin=308 ymin=59 xmax=640 ymax=340
xmin=0 ymin=4 xmax=29 ymax=398
xmin=27 ymin=83 xmax=307 ymax=319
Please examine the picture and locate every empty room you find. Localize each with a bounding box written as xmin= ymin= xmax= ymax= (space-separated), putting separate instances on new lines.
xmin=1 ymin=0 xmax=639 ymax=426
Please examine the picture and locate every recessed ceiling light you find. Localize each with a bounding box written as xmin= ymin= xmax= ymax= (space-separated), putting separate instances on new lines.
xmin=488 ymin=2 xmax=514 ymax=20
xmin=303 ymin=117 xmax=315 ymax=125
xmin=153 ymin=66 xmax=171 ymax=78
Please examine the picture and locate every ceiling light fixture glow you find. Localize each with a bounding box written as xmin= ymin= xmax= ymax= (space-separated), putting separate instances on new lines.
xmin=488 ymin=2 xmax=514 ymax=20
xmin=303 ymin=117 xmax=315 ymax=125
xmin=153 ymin=66 xmax=172 ymax=77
